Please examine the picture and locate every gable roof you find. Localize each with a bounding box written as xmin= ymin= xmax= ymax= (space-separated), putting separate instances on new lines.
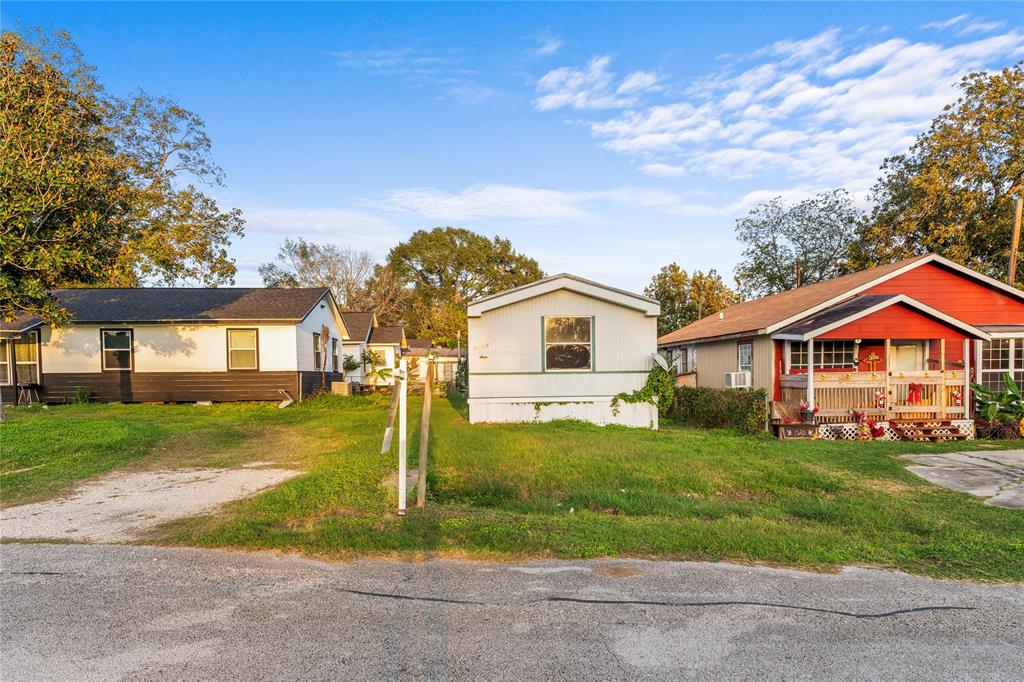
xmin=46 ymin=288 xmax=333 ymax=324
xmin=468 ymin=273 xmax=660 ymax=317
xmin=0 ymin=314 xmax=44 ymax=335
xmin=772 ymin=294 xmax=990 ymax=341
xmin=406 ymin=338 xmax=432 ymax=349
xmin=340 ymin=311 xmax=376 ymax=343
xmin=658 ymin=254 xmax=1024 ymax=346
xmin=369 ymin=325 xmax=406 ymax=346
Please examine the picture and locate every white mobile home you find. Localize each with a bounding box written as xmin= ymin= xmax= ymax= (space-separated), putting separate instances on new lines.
xmin=1 ymin=287 xmax=349 ymax=404
xmin=466 ymin=274 xmax=661 ymax=428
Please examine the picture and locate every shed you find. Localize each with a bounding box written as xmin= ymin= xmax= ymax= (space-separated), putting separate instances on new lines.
xmin=466 ymin=274 xmax=661 ymax=428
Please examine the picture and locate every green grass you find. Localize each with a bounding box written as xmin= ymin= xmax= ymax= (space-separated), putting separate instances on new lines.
xmin=2 ymin=394 xmax=1022 ymax=581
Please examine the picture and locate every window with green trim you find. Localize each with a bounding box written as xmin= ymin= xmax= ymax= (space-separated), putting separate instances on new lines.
xmin=544 ymin=317 xmax=592 ymax=371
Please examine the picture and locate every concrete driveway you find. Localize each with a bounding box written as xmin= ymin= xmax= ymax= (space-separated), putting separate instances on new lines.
xmin=3 ymin=544 xmax=1023 ymax=681
xmin=904 ymin=450 xmax=1024 ymax=509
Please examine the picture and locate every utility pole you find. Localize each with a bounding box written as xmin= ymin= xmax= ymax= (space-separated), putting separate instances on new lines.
xmin=1009 ymin=195 xmax=1023 ymax=286
xmin=795 ymin=259 xmax=802 ymax=288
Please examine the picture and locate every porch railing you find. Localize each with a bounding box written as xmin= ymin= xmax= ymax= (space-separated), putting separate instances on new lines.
xmin=778 ymin=370 xmax=969 ymax=423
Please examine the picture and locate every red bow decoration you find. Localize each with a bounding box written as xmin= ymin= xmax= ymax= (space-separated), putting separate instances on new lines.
xmin=907 ymin=383 xmax=923 ymax=404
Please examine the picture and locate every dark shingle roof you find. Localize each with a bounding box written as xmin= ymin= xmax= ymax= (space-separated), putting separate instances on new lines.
xmin=978 ymin=325 xmax=1024 ymax=333
xmin=0 ymin=315 xmax=44 ymax=334
xmin=407 ymin=338 xmax=432 ymax=349
xmin=369 ymin=325 xmax=405 ymax=345
xmin=774 ymin=295 xmax=897 ymax=336
xmin=340 ymin=312 xmax=376 ymax=342
xmin=50 ymin=288 xmax=330 ymax=323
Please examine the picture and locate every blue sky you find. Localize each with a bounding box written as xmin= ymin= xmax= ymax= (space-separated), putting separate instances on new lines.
xmin=4 ymin=2 xmax=1023 ymax=291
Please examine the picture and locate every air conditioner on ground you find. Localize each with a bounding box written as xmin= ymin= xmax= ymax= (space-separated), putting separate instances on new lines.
xmin=724 ymin=371 xmax=751 ymax=388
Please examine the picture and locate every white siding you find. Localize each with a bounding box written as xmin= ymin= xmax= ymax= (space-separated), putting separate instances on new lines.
xmin=41 ymin=324 xmax=299 ymax=373
xmin=467 ymin=288 xmax=658 ymax=428
xmin=342 ymin=342 xmax=366 ymax=381
xmin=296 ymin=294 xmax=347 ymax=372
xmin=366 ymin=344 xmax=399 ymax=385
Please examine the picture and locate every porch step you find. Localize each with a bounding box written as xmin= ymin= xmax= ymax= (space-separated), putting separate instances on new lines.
xmin=889 ymin=420 xmax=969 ymax=442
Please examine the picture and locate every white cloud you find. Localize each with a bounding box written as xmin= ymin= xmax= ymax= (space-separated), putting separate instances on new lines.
xmin=242 ymin=207 xmax=402 ymax=254
xmin=534 ymin=56 xmax=660 ymax=111
xmin=958 ymin=19 xmax=1006 ymax=36
xmin=531 ymin=36 xmax=562 ymax=58
xmin=921 ymin=14 xmax=970 ymax=31
xmin=540 ymin=26 xmax=1024 ymax=190
xmin=377 ymin=184 xmax=596 ymax=222
xmin=331 ymin=46 xmax=492 ymax=105
xmin=617 ymin=70 xmax=660 ymax=95
xmin=639 ymin=163 xmax=685 ymax=177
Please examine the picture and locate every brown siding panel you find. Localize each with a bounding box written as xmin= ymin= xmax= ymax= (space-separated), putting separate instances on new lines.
xmin=38 ymin=372 xmax=315 ymax=403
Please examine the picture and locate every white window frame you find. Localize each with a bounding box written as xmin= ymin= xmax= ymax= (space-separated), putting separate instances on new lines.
xmin=332 ymin=338 xmax=339 ymax=372
xmin=980 ymin=338 xmax=1024 ymax=392
xmin=227 ymin=328 xmax=259 ymax=371
xmin=0 ymin=339 xmax=10 ymax=386
xmin=789 ymin=340 xmax=858 ymax=370
xmin=14 ymin=331 xmax=41 ymax=383
xmin=313 ymin=333 xmax=322 ymax=371
xmin=101 ymin=329 xmax=133 ymax=372
xmin=543 ymin=316 xmax=593 ymax=372
xmin=738 ymin=342 xmax=753 ymax=373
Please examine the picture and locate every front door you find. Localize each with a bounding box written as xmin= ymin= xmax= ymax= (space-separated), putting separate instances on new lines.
xmin=890 ymin=342 xmax=924 ymax=371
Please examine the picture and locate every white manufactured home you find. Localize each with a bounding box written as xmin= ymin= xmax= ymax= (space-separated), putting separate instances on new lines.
xmin=466 ymin=274 xmax=661 ymax=428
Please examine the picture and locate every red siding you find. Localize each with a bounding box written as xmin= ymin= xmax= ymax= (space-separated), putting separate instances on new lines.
xmin=866 ymin=262 xmax=1024 ymax=324
xmin=819 ymin=303 xmax=967 ymax=363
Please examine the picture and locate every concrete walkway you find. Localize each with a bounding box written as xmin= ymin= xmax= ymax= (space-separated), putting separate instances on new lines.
xmin=904 ymin=450 xmax=1024 ymax=509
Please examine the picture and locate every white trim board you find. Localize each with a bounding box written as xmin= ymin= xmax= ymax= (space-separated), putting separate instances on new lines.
xmin=468 ymin=274 xmax=659 ymax=317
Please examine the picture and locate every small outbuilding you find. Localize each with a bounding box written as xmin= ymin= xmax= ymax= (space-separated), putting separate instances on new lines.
xmin=466 ymin=274 xmax=661 ymax=428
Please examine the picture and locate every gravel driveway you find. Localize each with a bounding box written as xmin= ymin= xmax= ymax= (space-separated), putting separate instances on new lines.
xmin=1 ymin=464 xmax=300 ymax=542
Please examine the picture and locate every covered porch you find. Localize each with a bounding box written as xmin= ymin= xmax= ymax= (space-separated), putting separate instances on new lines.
xmin=770 ymin=294 xmax=990 ymax=438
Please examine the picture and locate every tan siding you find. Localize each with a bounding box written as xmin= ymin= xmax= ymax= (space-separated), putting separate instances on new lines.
xmin=694 ymin=336 xmax=773 ymax=390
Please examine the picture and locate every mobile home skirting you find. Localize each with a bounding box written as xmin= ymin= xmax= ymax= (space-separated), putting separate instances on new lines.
xmin=468 ymin=396 xmax=658 ymax=429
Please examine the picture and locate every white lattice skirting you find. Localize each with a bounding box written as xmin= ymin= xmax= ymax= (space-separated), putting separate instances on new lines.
xmin=818 ymin=420 xmax=975 ymax=441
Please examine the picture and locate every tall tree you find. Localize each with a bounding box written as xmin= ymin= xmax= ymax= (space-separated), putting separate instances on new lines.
xmin=386 ymin=227 xmax=543 ymax=344
xmin=259 ymin=238 xmax=374 ymax=308
xmin=645 ymin=264 xmax=739 ymax=335
xmin=734 ymin=189 xmax=861 ymax=298
xmin=0 ymin=28 xmax=242 ymax=323
xmin=852 ymin=63 xmax=1024 ymax=284
xmin=359 ymin=264 xmax=410 ymax=325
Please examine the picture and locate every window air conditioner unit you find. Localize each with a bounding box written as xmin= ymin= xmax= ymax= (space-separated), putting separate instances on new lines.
xmin=724 ymin=371 xmax=751 ymax=388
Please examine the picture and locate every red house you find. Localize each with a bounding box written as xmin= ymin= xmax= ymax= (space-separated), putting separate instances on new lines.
xmin=658 ymin=254 xmax=1024 ymax=440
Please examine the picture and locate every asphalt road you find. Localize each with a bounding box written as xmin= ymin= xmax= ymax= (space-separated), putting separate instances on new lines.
xmin=2 ymin=544 xmax=1022 ymax=681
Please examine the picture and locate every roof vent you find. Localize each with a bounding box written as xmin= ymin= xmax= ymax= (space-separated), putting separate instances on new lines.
xmin=719 ymin=312 xmax=725 ymax=320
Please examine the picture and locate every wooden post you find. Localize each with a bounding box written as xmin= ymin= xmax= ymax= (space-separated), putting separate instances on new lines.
xmin=381 ymin=377 xmax=402 ymax=453
xmin=963 ymin=339 xmax=972 ymax=420
xmin=806 ymin=337 xmax=815 ymax=410
xmin=416 ymin=361 xmax=433 ymax=509
xmin=1010 ymin=196 xmax=1023 ymax=286
xmin=884 ymin=338 xmax=892 ymax=421
xmin=398 ymin=359 xmax=408 ymax=516
xmin=939 ymin=338 xmax=946 ymax=418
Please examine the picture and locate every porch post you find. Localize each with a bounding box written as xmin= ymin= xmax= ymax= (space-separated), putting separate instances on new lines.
xmin=939 ymin=338 xmax=947 ymax=418
xmin=963 ymin=339 xmax=971 ymax=420
xmin=884 ymin=338 xmax=892 ymax=420
xmin=806 ymin=337 xmax=815 ymax=410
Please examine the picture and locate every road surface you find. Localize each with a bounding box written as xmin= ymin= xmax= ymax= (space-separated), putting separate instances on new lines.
xmin=2 ymin=544 xmax=1022 ymax=681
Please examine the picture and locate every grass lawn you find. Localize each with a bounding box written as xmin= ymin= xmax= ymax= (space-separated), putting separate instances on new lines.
xmin=2 ymin=393 xmax=1022 ymax=581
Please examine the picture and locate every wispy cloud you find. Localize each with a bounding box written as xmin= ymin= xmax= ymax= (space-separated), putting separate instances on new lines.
xmin=534 ymin=55 xmax=660 ymax=111
xmin=535 ymin=26 xmax=1024 ymax=191
xmin=331 ymin=45 xmax=492 ymax=105
xmin=921 ymin=14 xmax=970 ymax=31
xmin=529 ymin=32 xmax=562 ymax=59
xmin=242 ymin=206 xmax=402 ymax=255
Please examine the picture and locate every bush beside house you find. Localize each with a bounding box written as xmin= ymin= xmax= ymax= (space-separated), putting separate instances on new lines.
xmin=673 ymin=386 xmax=769 ymax=434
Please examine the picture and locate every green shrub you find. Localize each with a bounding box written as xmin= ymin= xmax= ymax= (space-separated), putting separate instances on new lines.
xmin=672 ymin=386 xmax=768 ymax=433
